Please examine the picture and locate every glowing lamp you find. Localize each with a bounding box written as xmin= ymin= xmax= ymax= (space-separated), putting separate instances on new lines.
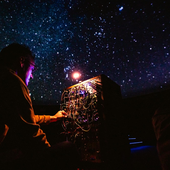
xmin=73 ymin=72 xmax=81 ymax=79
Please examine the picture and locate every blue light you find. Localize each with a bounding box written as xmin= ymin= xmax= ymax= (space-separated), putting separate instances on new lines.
xmin=128 ymin=137 xmax=136 ymax=140
xmin=119 ymin=6 xmax=124 ymax=11
xmin=131 ymin=145 xmax=153 ymax=152
xmin=129 ymin=141 xmax=143 ymax=145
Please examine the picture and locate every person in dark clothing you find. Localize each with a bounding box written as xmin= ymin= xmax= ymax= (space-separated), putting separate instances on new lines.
xmin=0 ymin=43 xmax=80 ymax=170
xmin=152 ymin=99 xmax=170 ymax=170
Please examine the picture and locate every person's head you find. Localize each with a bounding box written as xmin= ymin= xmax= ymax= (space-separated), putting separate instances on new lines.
xmin=0 ymin=43 xmax=35 ymax=86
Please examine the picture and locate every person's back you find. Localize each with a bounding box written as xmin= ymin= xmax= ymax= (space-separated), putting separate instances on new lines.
xmin=0 ymin=67 xmax=21 ymax=152
xmin=0 ymin=67 xmax=50 ymax=154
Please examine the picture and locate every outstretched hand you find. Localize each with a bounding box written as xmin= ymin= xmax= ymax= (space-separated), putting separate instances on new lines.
xmin=54 ymin=110 xmax=67 ymax=119
xmin=50 ymin=110 xmax=67 ymax=123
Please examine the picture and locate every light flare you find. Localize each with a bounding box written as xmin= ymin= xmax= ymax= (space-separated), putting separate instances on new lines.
xmin=73 ymin=72 xmax=81 ymax=79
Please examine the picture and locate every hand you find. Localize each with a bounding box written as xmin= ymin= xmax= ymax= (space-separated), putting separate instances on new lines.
xmin=50 ymin=110 xmax=67 ymax=123
xmin=54 ymin=110 xmax=67 ymax=119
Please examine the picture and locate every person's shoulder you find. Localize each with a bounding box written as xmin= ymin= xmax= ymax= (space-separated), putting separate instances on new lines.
xmin=0 ymin=68 xmax=27 ymax=91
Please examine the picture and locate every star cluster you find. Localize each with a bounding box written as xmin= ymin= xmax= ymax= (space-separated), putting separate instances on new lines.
xmin=0 ymin=0 xmax=170 ymax=104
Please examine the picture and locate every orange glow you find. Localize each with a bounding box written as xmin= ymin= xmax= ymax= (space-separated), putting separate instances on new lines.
xmin=73 ymin=72 xmax=81 ymax=79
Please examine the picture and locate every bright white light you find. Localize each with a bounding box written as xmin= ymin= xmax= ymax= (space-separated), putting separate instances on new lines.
xmin=119 ymin=6 xmax=123 ymax=11
xmin=73 ymin=72 xmax=81 ymax=79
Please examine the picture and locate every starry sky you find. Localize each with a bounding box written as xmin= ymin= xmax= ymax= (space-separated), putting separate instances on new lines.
xmin=0 ymin=0 xmax=170 ymax=104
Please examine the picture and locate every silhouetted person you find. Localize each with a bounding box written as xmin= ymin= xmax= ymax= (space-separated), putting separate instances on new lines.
xmin=152 ymin=98 xmax=170 ymax=170
xmin=0 ymin=43 xmax=79 ymax=170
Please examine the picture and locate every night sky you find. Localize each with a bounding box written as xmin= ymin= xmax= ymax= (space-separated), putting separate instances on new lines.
xmin=0 ymin=0 xmax=170 ymax=104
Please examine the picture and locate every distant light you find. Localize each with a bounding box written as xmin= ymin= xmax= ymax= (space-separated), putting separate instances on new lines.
xmin=73 ymin=72 xmax=81 ymax=79
xmin=131 ymin=145 xmax=154 ymax=152
xmin=129 ymin=141 xmax=143 ymax=145
xmin=128 ymin=138 xmax=136 ymax=140
xmin=119 ymin=6 xmax=124 ymax=11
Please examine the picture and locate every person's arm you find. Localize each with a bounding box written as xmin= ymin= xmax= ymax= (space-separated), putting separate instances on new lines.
xmin=34 ymin=115 xmax=51 ymax=125
xmin=34 ymin=110 xmax=67 ymax=124
xmin=49 ymin=110 xmax=68 ymax=123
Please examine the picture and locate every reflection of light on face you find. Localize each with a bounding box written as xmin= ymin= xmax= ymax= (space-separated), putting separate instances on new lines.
xmin=73 ymin=72 xmax=80 ymax=79
xmin=25 ymin=63 xmax=34 ymax=86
